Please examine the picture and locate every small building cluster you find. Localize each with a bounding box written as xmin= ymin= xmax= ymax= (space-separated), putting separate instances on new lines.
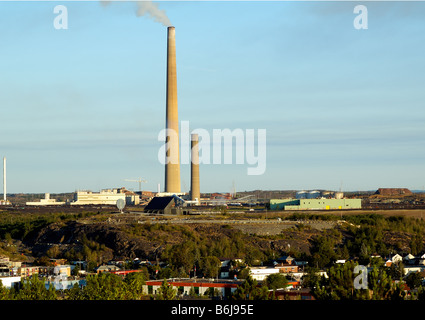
xmin=384 ymin=253 xmax=425 ymax=276
xmin=0 ymin=255 xmax=85 ymax=289
xmin=25 ymin=188 xmax=140 ymax=206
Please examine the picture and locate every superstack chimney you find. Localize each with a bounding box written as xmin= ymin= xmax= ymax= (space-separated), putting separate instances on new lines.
xmin=3 ymin=157 xmax=6 ymax=202
xmin=164 ymin=26 xmax=181 ymax=193
xmin=190 ymin=134 xmax=200 ymax=204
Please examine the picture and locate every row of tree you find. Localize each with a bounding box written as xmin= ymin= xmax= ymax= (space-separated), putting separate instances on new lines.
xmin=0 ymin=272 xmax=147 ymax=300
xmin=0 ymin=270 xmax=291 ymax=300
xmin=302 ymin=261 xmax=425 ymax=300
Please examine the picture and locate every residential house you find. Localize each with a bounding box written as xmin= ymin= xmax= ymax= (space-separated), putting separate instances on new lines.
xmin=54 ymin=265 xmax=72 ymax=277
xmin=403 ymin=254 xmax=416 ymax=264
xmin=95 ymin=265 xmax=121 ymax=273
xmin=404 ymin=265 xmax=425 ymax=276
xmin=277 ymin=256 xmax=295 ymax=265
xmin=250 ymin=267 xmax=279 ymax=281
xmin=386 ymin=254 xmax=403 ymax=267
xmin=17 ymin=266 xmax=39 ymax=277
xmin=275 ymin=263 xmax=299 ymax=274
xmin=0 ymin=276 xmax=22 ymax=289
xmin=391 ymin=254 xmax=403 ymax=263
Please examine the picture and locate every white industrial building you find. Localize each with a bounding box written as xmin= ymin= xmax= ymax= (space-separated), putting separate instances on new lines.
xmin=70 ymin=188 xmax=139 ymax=206
xmin=26 ymin=193 xmax=66 ymax=206
xmin=71 ymin=189 xmax=126 ymax=205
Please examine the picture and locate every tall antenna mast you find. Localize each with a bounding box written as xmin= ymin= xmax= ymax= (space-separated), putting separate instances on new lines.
xmin=3 ymin=157 xmax=6 ymax=202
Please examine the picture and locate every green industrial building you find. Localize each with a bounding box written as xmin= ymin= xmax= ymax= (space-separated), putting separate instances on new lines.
xmin=270 ymin=198 xmax=362 ymax=210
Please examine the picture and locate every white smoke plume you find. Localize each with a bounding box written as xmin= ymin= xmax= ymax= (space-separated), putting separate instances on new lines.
xmin=100 ymin=1 xmax=172 ymax=27
xmin=135 ymin=1 xmax=172 ymax=27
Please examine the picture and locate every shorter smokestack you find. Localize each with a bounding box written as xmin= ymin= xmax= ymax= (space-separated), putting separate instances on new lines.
xmin=190 ymin=134 xmax=200 ymax=204
xmin=3 ymin=157 xmax=6 ymax=201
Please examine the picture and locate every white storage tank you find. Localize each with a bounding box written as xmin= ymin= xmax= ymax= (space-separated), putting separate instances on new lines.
xmin=335 ymin=192 xmax=344 ymax=199
xmin=307 ymin=190 xmax=321 ymax=199
xmin=296 ymin=191 xmax=308 ymax=199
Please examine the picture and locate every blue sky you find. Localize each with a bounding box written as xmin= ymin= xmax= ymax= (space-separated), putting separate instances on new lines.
xmin=0 ymin=1 xmax=424 ymax=194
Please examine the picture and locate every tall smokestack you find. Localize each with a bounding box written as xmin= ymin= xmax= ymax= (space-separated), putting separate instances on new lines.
xmin=190 ymin=134 xmax=200 ymax=204
xmin=3 ymin=157 xmax=6 ymax=201
xmin=164 ymin=26 xmax=181 ymax=193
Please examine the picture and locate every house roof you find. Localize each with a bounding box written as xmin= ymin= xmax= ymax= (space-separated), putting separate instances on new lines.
xmin=278 ymin=256 xmax=294 ymax=261
xmin=391 ymin=254 xmax=402 ymax=262
xmin=144 ymin=196 xmax=175 ymax=211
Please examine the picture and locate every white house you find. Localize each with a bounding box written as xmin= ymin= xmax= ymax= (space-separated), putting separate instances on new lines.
xmin=0 ymin=276 xmax=21 ymax=289
xmin=403 ymin=266 xmax=425 ymax=276
xmin=403 ymin=254 xmax=415 ymax=261
xmin=250 ymin=267 xmax=279 ymax=281
xmin=391 ymin=254 xmax=403 ymax=263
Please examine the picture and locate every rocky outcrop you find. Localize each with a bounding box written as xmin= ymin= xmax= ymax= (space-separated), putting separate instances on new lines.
xmin=30 ymin=221 xmax=163 ymax=260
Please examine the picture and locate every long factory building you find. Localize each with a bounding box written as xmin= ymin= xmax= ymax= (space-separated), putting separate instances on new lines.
xmin=270 ymin=198 xmax=362 ymax=210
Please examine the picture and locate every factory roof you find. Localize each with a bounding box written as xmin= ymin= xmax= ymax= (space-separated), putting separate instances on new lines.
xmin=144 ymin=196 xmax=175 ymax=211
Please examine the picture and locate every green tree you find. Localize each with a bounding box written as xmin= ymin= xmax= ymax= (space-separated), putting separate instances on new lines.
xmin=188 ymin=286 xmax=197 ymax=298
xmin=15 ymin=276 xmax=57 ymax=300
xmin=232 ymin=276 xmax=269 ymax=300
xmin=65 ymin=282 xmax=82 ymax=300
xmin=368 ymin=266 xmax=392 ymax=300
xmin=404 ymin=272 xmax=423 ymax=290
xmin=123 ymin=272 xmax=146 ymax=300
xmin=162 ymin=241 xmax=198 ymax=276
xmin=205 ymin=287 xmax=221 ymax=299
xmin=0 ymin=281 xmax=11 ymax=300
xmin=388 ymin=262 xmax=404 ymax=281
xmin=310 ymin=235 xmax=338 ymax=269
xmin=410 ymin=235 xmax=423 ymax=256
xmin=244 ymin=248 xmax=264 ymax=266
xmin=46 ymin=245 xmax=61 ymax=258
xmin=417 ymin=285 xmax=425 ymax=301
xmin=264 ymin=273 xmax=288 ymax=291
xmin=200 ymin=256 xmax=221 ymax=278
xmin=326 ymin=262 xmax=356 ymax=300
xmin=156 ymin=279 xmax=177 ymax=300
xmin=312 ymin=262 xmax=369 ymax=300
xmin=78 ymin=273 xmax=126 ymax=300
xmin=237 ymin=267 xmax=251 ymax=280
xmin=302 ymin=267 xmax=321 ymax=291
xmin=156 ymin=266 xmax=177 ymax=279
xmin=388 ymin=281 xmax=406 ymax=301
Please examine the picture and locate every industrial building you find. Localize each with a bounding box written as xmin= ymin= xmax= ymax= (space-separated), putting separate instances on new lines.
xmin=26 ymin=193 xmax=66 ymax=206
xmin=270 ymin=198 xmax=362 ymax=210
xmin=144 ymin=195 xmax=189 ymax=214
xmin=144 ymin=196 xmax=176 ymax=214
xmin=143 ymin=278 xmax=244 ymax=298
xmin=70 ymin=188 xmax=139 ymax=206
